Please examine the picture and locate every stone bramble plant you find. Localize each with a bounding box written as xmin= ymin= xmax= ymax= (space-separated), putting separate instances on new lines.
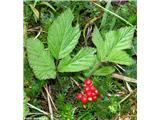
xmin=26 ymin=8 xmax=135 ymax=81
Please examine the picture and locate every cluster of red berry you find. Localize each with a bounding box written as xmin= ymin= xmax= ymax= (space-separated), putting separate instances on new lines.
xmin=76 ymin=78 xmax=99 ymax=104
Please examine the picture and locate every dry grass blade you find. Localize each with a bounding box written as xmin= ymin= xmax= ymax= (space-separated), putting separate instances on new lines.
xmin=27 ymin=103 xmax=49 ymax=116
xmin=44 ymin=86 xmax=58 ymax=112
xmin=45 ymin=85 xmax=54 ymax=120
xmin=112 ymin=73 xmax=137 ymax=83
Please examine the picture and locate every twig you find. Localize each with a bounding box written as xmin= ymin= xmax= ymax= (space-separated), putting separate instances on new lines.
xmin=44 ymin=86 xmax=58 ymax=112
xmin=34 ymin=27 xmax=42 ymax=39
xmin=112 ymin=73 xmax=137 ymax=83
xmin=114 ymin=66 xmax=122 ymax=74
xmin=27 ymin=26 xmax=41 ymax=32
xmin=27 ymin=103 xmax=49 ymax=116
xmin=116 ymin=64 xmax=126 ymax=72
xmin=45 ymin=85 xmax=54 ymax=120
xmin=125 ymin=81 xmax=133 ymax=93
xmin=119 ymin=90 xmax=135 ymax=104
xmin=27 ymin=112 xmax=43 ymax=116
xmin=41 ymin=90 xmax=47 ymax=100
xmin=70 ymin=77 xmax=82 ymax=90
xmin=72 ymin=107 xmax=78 ymax=119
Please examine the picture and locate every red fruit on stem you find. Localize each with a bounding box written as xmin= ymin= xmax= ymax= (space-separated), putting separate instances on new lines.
xmin=76 ymin=93 xmax=83 ymax=100
xmin=91 ymin=92 xmax=96 ymax=97
xmin=86 ymin=90 xmax=92 ymax=97
xmin=92 ymin=96 xmax=97 ymax=101
xmin=90 ymin=86 xmax=96 ymax=92
xmin=94 ymin=89 xmax=99 ymax=96
xmin=81 ymin=96 xmax=88 ymax=104
xmin=84 ymin=86 xmax=90 ymax=93
xmin=84 ymin=78 xmax=92 ymax=86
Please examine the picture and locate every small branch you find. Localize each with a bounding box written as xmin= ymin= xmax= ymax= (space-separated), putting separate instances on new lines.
xmin=70 ymin=77 xmax=82 ymax=90
xmin=27 ymin=112 xmax=43 ymax=116
xmin=45 ymin=85 xmax=54 ymax=120
xmin=125 ymin=81 xmax=133 ymax=93
xmin=27 ymin=103 xmax=49 ymax=116
xmin=34 ymin=27 xmax=42 ymax=39
xmin=27 ymin=26 xmax=41 ymax=32
xmin=112 ymin=73 xmax=137 ymax=83
xmin=44 ymin=86 xmax=58 ymax=112
xmin=41 ymin=90 xmax=47 ymax=100
xmin=119 ymin=90 xmax=136 ymax=104
xmin=116 ymin=64 xmax=126 ymax=72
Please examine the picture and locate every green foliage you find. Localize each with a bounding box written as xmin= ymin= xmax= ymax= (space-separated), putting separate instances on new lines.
xmin=92 ymin=26 xmax=135 ymax=68
xmin=106 ymin=50 xmax=135 ymax=65
xmin=92 ymin=26 xmax=135 ymax=59
xmin=24 ymin=93 xmax=29 ymax=119
xmin=94 ymin=96 xmax=120 ymax=119
xmin=24 ymin=1 xmax=137 ymax=119
xmin=27 ymin=38 xmax=56 ymax=80
xmin=58 ymin=48 xmax=96 ymax=72
xmin=48 ymin=8 xmax=80 ymax=59
xmin=36 ymin=116 xmax=49 ymax=120
xmin=29 ymin=4 xmax=39 ymax=22
xmin=104 ymin=27 xmax=135 ymax=53
xmin=56 ymin=94 xmax=74 ymax=120
xmin=92 ymin=26 xmax=106 ymax=61
xmin=93 ymin=76 xmax=115 ymax=95
xmin=93 ymin=66 xmax=115 ymax=76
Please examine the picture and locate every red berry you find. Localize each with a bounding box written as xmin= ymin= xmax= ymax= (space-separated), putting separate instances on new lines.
xmin=84 ymin=86 xmax=90 ymax=93
xmin=94 ymin=89 xmax=99 ymax=96
xmin=92 ymin=96 xmax=97 ymax=101
xmin=84 ymin=78 xmax=92 ymax=86
xmin=81 ymin=96 xmax=88 ymax=104
xmin=90 ymin=86 xmax=96 ymax=92
xmin=91 ymin=92 xmax=96 ymax=97
xmin=76 ymin=93 xmax=83 ymax=100
xmin=86 ymin=90 xmax=92 ymax=97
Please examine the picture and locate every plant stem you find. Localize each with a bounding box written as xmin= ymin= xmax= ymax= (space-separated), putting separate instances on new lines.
xmin=70 ymin=77 xmax=83 ymax=90
xmin=93 ymin=2 xmax=134 ymax=27
xmin=44 ymin=86 xmax=58 ymax=112
xmin=27 ymin=103 xmax=49 ymax=116
xmin=45 ymin=85 xmax=54 ymax=120
xmin=34 ymin=27 xmax=42 ymax=39
xmin=112 ymin=73 xmax=137 ymax=83
xmin=119 ymin=90 xmax=135 ymax=104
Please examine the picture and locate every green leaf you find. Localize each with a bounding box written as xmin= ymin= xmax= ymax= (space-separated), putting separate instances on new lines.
xmin=83 ymin=56 xmax=100 ymax=77
xmin=92 ymin=26 xmax=106 ymax=61
xmin=100 ymin=0 xmax=112 ymax=29
xmin=48 ymin=8 xmax=80 ymax=59
xmin=27 ymin=38 xmax=56 ymax=80
xmin=58 ymin=48 xmax=96 ymax=72
xmin=24 ymin=93 xmax=29 ymax=119
xmin=105 ymin=27 xmax=135 ymax=55
xmin=106 ymin=51 xmax=135 ymax=65
xmin=29 ymin=4 xmax=39 ymax=19
xmin=37 ymin=116 xmax=49 ymax=120
xmin=93 ymin=66 xmax=115 ymax=76
xmin=40 ymin=1 xmax=56 ymax=12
